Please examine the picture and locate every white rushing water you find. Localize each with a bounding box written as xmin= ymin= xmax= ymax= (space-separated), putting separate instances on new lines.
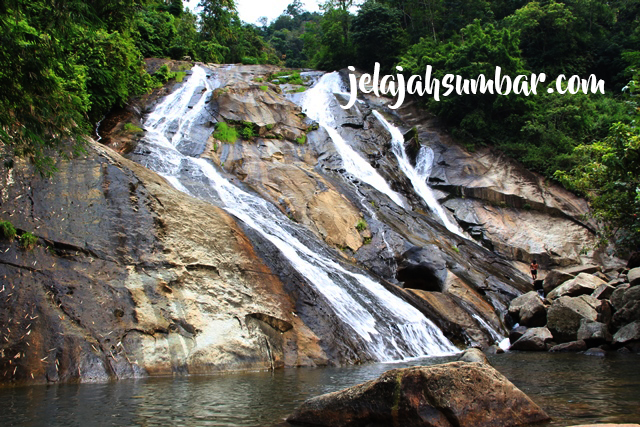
xmin=300 ymin=72 xmax=405 ymax=208
xmin=373 ymin=111 xmax=465 ymax=237
xmin=135 ymin=65 xmax=457 ymax=361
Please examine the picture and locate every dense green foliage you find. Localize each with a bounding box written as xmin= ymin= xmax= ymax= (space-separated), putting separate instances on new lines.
xmin=556 ymin=61 xmax=640 ymax=251
xmin=0 ymin=0 xmax=279 ymax=175
xmin=213 ymin=122 xmax=238 ymax=143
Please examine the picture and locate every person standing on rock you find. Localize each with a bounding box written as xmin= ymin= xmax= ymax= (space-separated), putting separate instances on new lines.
xmin=530 ymin=260 xmax=539 ymax=281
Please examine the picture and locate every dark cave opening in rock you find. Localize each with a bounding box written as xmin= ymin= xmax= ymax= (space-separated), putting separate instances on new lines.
xmin=396 ymin=264 xmax=444 ymax=292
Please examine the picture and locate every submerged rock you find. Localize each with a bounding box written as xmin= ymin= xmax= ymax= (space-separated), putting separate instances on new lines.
xmin=286 ymin=362 xmax=550 ymax=427
xmin=549 ymin=340 xmax=587 ymax=352
xmin=583 ymin=347 xmax=606 ymax=357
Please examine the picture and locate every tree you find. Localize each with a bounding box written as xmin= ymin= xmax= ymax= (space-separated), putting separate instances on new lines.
xmin=0 ymin=4 xmax=89 ymax=175
xmin=398 ymin=21 xmax=529 ymax=143
xmin=198 ymin=0 xmax=237 ymax=41
xmin=351 ymin=1 xmax=408 ymax=72
xmin=555 ymin=58 xmax=640 ymax=252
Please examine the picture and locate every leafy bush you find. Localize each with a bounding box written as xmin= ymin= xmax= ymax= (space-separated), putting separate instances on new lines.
xmin=356 ymin=218 xmax=368 ymax=231
xmin=0 ymin=220 xmax=17 ymax=240
xmin=213 ymin=122 xmax=238 ymax=143
xmin=174 ymin=71 xmax=187 ymax=82
xmin=259 ymin=85 xmax=268 ymax=91
xmin=153 ymin=64 xmax=176 ymax=84
xmin=240 ymin=122 xmax=256 ymax=139
xmin=19 ymin=232 xmax=37 ymax=250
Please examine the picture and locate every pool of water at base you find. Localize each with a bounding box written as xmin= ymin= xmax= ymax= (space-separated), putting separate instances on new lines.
xmin=1 ymin=352 xmax=639 ymax=426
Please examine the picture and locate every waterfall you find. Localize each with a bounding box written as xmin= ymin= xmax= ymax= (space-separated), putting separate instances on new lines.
xmin=373 ymin=111 xmax=465 ymax=237
xmin=132 ymin=65 xmax=458 ymax=361
xmin=300 ymin=72 xmax=405 ymax=208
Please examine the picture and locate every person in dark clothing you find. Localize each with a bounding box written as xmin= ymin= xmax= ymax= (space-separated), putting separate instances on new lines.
xmin=530 ymin=260 xmax=539 ymax=280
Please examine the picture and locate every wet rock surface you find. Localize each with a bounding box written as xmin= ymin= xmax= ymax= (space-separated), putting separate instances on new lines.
xmin=286 ymin=362 xmax=550 ymax=427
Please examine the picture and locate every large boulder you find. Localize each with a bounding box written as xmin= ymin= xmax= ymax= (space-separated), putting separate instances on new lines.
xmin=612 ymin=321 xmax=640 ymax=345
xmin=628 ymin=267 xmax=640 ymax=287
xmin=458 ymin=348 xmax=490 ymax=364
xmin=612 ymin=286 xmax=640 ymax=329
xmin=592 ymin=284 xmax=616 ymax=300
xmin=547 ymin=296 xmax=599 ymax=343
xmin=286 ymin=362 xmax=550 ymax=427
xmin=547 ymin=273 xmax=607 ymax=300
xmin=576 ymin=319 xmax=612 ymax=346
xmin=627 ymin=252 xmax=640 ymax=269
xmin=611 ymin=284 xmax=631 ymax=310
xmin=543 ymin=269 xmax=575 ymax=295
xmin=508 ymin=291 xmax=547 ymax=327
xmin=510 ymin=327 xmax=553 ymax=351
xmin=509 ymin=325 xmax=529 ymax=343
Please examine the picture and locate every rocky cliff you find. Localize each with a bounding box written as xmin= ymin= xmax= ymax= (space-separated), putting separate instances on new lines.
xmin=0 ymin=63 xmax=609 ymax=385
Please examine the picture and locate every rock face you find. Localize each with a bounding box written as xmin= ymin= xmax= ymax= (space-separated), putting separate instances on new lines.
xmin=396 ymin=246 xmax=447 ymax=292
xmin=286 ymin=362 xmax=550 ymax=427
xmin=391 ymin=101 xmax=602 ymax=269
xmin=0 ymin=145 xmax=331 ymax=384
xmin=508 ymin=291 xmax=547 ymax=327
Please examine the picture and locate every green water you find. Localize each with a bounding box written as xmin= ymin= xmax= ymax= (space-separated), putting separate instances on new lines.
xmin=2 ymin=353 xmax=639 ymax=426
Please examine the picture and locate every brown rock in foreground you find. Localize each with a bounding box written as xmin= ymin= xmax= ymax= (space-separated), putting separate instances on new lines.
xmin=286 ymin=362 xmax=550 ymax=427
xmin=567 ymin=425 xmax=640 ymax=427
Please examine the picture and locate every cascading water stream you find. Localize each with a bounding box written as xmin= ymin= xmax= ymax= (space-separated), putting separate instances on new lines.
xmin=300 ymin=72 xmax=405 ymax=208
xmin=373 ymin=111 xmax=466 ymax=237
xmin=133 ymin=65 xmax=458 ymax=361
